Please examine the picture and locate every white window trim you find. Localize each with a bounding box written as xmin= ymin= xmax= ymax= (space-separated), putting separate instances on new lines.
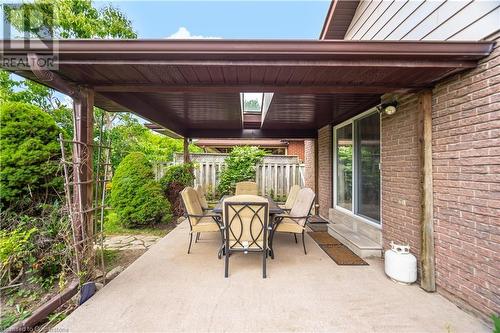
xmin=333 ymin=107 xmax=382 ymax=229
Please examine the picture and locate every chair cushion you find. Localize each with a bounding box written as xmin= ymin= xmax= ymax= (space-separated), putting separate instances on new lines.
xmin=235 ymin=181 xmax=258 ymax=195
xmin=288 ymin=188 xmax=315 ymax=227
xmin=223 ymin=195 xmax=268 ymax=249
xmin=275 ymin=218 xmax=303 ymax=233
xmin=191 ymin=216 xmax=220 ymax=233
xmin=181 ymin=187 xmax=204 ymax=225
xmin=283 ymin=185 xmax=301 ymax=210
xmin=194 ymin=185 xmax=209 ymax=209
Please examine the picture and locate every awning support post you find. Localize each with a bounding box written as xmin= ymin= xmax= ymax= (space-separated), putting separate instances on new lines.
xmin=184 ymin=137 xmax=191 ymax=164
xmin=418 ymin=89 xmax=436 ymax=292
xmin=73 ymin=87 xmax=95 ymax=248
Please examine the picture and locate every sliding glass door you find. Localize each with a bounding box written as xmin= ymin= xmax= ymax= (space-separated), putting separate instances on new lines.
xmin=334 ymin=110 xmax=381 ymax=225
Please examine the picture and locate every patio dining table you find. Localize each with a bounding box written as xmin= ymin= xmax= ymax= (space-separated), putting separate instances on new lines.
xmin=212 ymin=195 xmax=283 ymax=215
xmin=212 ymin=195 xmax=284 ymax=258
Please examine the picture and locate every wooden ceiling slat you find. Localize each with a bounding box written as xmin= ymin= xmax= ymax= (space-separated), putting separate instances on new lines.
xmin=193 ymin=66 xmax=212 ymax=83
xmin=179 ymin=66 xmax=200 ymax=83
xmin=222 ymin=66 xmax=238 ymax=84
xmin=207 ymin=66 xmax=224 ymax=83
xmin=275 ymin=67 xmax=294 ymax=85
xmin=262 ymin=67 xmax=280 ymax=85
xmin=237 ymin=66 xmax=251 ymax=84
xmin=287 ymin=67 xmax=314 ymax=85
xmin=133 ymin=65 xmax=164 ymax=84
xmin=250 ymin=66 xmax=266 ymax=85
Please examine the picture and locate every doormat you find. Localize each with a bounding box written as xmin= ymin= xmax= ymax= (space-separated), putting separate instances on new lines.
xmin=308 ymin=232 xmax=368 ymax=266
xmin=307 ymin=223 xmax=328 ymax=232
xmin=308 ymin=215 xmax=329 ymax=224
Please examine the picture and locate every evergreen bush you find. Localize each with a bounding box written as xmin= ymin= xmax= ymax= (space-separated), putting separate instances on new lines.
xmin=110 ymin=152 xmax=171 ymax=228
xmin=0 ymin=102 xmax=62 ymax=207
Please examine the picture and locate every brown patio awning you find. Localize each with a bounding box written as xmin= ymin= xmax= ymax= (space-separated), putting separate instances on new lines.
xmin=1 ymin=39 xmax=494 ymax=138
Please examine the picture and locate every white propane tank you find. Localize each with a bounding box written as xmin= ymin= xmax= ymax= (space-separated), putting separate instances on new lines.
xmin=384 ymin=242 xmax=417 ymax=284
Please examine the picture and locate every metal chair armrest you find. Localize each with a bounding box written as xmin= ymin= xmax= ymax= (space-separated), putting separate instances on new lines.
xmin=203 ymin=212 xmax=221 ymax=217
xmin=275 ymin=214 xmax=311 ymax=220
xmin=273 ymin=214 xmax=311 ymax=227
xmin=186 ymin=213 xmax=207 ymax=218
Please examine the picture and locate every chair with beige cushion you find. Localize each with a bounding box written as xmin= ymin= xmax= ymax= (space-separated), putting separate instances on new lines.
xmin=235 ymin=181 xmax=258 ymax=195
xmin=279 ymin=184 xmax=301 ymax=212
xmin=181 ymin=187 xmax=222 ymax=255
xmin=222 ymin=195 xmax=269 ymax=278
xmin=194 ymin=185 xmax=209 ymax=210
xmin=271 ymin=188 xmax=315 ymax=255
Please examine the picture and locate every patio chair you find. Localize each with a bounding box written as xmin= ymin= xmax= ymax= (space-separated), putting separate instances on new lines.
xmin=279 ymin=184 xmax=301 ymax=212
xmin=181 ymin=187 xmax=223 ymax=255
xmin=235 ymin=181 xmax=258 ymax=195
xmin=222 ymin=195 xmax=269 ymax=278
xmin=271 ymin=188 xmax=315 ymax=255
xmin=194 ymin=185 xmax=210 ymax=211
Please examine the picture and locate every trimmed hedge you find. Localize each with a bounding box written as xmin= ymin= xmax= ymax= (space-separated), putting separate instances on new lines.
xmin=110 ymin=152 xmax=172 ymax=228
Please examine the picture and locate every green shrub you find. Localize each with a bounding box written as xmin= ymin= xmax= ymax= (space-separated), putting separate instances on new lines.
xmin=493 ymin=314 xmax=500 ymax=333
xmin=0 ymin=202 xmax=72 ymax=289
xmin=159 ymin=163 xmax=195 ymax=188
xmin=216 ymin=146 xmax=265 ymax=195
xmin=0 ymin=226 xmax=37 ymax=284
xmin=0 ymin=102 xmax=62 ymax=207
xmin=110 ymin=152 xmax=172 ymax=228
xmin=160 ymin=163 xmax=194 ymax=217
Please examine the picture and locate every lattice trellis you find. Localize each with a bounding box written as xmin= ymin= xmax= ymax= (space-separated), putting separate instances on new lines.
xmin=58 ymin=114 xmax=112 ymax=282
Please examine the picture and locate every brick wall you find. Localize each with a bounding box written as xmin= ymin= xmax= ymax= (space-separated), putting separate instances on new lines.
xmin=380 ymin=36 xmax=499 ymax=323
xmin=431 ymin=36 xmax=500 ymax=322
xmin=287 ymin=140 xmax=305 ymax=161
xmin=317 ymin=125 xmax=332 ymax=217
xmin=303 ymin=139 xmax=315 ymax=191
xmin=381 ymin=95 xmax=422 ymax=260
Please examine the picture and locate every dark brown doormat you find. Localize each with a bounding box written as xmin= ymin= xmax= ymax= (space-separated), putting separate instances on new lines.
xmin=308 ymin=215 xmax=329 ymax=223
xmin=308 ymin=232 xmax=368 ymax=266
xmin=307 ymin=223 xmax=328 ymax=232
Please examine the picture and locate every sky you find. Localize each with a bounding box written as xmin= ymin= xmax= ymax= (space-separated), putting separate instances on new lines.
xmin=98 ymin=1 xmax=331 ymax=39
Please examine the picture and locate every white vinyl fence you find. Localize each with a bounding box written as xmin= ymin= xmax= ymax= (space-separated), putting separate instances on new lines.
xmin=155 ymin=154 xmax=305 ymax=199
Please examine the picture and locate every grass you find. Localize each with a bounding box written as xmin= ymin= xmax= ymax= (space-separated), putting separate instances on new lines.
xmin=95 ymin=248 xmax=120 ymax=267
xmin=104 ymin=211 xmax=174 ymax=237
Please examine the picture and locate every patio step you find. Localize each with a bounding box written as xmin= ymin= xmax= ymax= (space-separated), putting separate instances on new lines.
xmin=327 ymin=224 xmax=382 ymax=259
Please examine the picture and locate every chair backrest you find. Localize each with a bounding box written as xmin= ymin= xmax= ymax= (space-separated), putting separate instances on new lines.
xmin=180 ymin=187 xmax=203 ymax=225
xmin=235 ymin=181 xmax=258 ymax=195
xmin=194 ymin=185 xmax=209 ymax=209
xmin=284 ymin=184 xmax=301 ymax=210
xmin=289 ymin=188 xmax=315 ymax=227
xmin=223 ymin=195 xmax=268 ymax=251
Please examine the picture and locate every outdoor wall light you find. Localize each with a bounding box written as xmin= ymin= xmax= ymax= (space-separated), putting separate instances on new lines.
xmin=379 ymin=101 xmax=398 ymax=116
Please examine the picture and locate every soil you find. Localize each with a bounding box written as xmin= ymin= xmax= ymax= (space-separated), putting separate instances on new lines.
xmin=113 ymin=249 xmax=146 ymax=268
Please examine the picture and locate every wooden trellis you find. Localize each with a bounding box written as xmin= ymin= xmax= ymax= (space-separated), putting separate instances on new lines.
xmin=58 ymin=115 xmax=112 ymax=281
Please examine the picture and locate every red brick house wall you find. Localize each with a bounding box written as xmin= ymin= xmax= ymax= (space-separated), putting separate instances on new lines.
xmin=304 ymin=139 xmax=315 ymax=191
xmin=380 ymin=36 xmax=499 ymax=322
xmin=380 ymin=95 xmax=422 ymax=261
xmin=317 ymin=125 xmax=332 ymax=218
xmin=431 ymin=37 xmax=500 ymax=321
xmin=287 ymin=140 xmax=305 ymax=161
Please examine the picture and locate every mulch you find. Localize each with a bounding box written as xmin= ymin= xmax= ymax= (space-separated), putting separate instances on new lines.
xmin=308 ymin=231 xmax=368 ymax=266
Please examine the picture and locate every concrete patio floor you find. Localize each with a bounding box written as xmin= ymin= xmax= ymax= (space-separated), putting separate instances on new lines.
xmin=56 ymin=221 xmax=488 ymax=333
